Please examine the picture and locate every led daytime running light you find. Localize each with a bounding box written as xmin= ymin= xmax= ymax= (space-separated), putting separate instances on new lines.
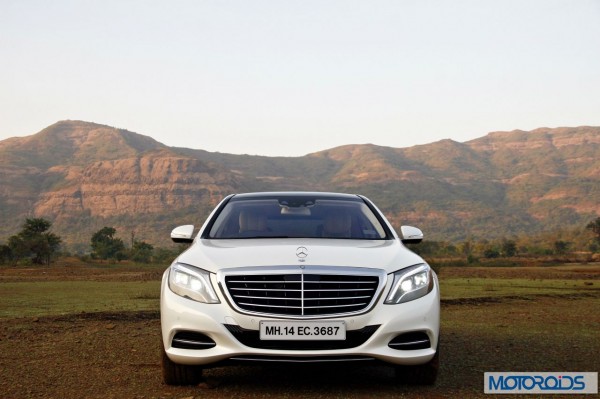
xmin=168 ymin=263 xmax=220 ymax=304
xmin=385 ymin=263 xmax=433 ymax=304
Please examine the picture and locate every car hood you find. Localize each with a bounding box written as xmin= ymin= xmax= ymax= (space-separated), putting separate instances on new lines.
xmin=175 ymin=238 xmax=426 ymax=274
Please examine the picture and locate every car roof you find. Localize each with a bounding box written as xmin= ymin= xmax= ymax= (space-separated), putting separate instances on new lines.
xmin=230 ymin=192 xmax=362 ymax=201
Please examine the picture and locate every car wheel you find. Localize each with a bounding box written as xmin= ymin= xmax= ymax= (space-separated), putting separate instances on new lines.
xmin=161 ymin=345 xmax=203 ymax=386
xmin=394 ymin=346 xmax=439 ymax=386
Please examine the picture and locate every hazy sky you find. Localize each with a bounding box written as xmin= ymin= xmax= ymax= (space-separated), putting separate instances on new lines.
xmin=1 ymin=0 xmax=599 ymax=156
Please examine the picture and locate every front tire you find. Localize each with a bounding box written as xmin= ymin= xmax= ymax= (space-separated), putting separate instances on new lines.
xmin=395 ymin=347 xmax=439 ymax=385
xmin=161 ymin=346 xmax=203 ymax=386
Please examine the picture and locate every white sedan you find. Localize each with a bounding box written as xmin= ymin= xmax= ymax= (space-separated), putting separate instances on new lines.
xmin=161 ymin=192 xmax=440 ymax=385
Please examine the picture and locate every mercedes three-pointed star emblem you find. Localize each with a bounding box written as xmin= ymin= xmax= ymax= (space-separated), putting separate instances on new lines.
xmin=296 ymin=246 xmax=308 ymax=262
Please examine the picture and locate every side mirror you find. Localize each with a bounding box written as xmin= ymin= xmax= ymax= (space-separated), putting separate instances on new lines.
xmin=400 ymin=225 xmax=423 ymax=244
xmin=171 ymin=225 xmax=195 ymax=243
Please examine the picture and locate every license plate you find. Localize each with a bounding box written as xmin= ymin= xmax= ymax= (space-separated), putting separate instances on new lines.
xmin=259 ymin=320 xmax=346 ymax=341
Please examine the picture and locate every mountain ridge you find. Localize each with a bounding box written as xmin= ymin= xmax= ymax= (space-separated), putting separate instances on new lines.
xmin=1 ymin=120 xmax=598 ymax=249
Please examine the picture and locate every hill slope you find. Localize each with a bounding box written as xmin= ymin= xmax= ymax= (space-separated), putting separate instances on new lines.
xmin=0 ymin=121 xmax=598 ymax=249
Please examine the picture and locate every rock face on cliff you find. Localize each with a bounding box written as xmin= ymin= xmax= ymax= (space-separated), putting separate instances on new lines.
xmin=2 ymin=123 xmax=240 ymax=216
xmin=0 ymin=121 xmax=598 ymax=248
xmin=0 ymin=121 xmax=244 ymax=245
xmin=34 ymin=153 xmax=237 ymax=218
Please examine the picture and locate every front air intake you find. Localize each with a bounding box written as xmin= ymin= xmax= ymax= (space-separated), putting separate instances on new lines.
xmin=172 ymin=331 xmax=216 ymax=350
xmin=388 ymin=331 xmax=431 ymax=350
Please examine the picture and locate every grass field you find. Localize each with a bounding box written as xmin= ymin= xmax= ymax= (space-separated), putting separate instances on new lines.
xmin=0 ymin=261 xmax=164 ymax=318
xmin=0 ymin=261 xmax=598 ymax=398
xmin=1 ymin=262 xmax=598 ymax=317
xmin=0 ymin=281 xmax=160 ymax=318
xmin=441 ymin=277 xmax=596 ymax=299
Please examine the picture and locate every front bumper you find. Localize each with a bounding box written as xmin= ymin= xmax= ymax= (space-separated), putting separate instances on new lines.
xmin=160 ymin=271 xmax=440 ymax=367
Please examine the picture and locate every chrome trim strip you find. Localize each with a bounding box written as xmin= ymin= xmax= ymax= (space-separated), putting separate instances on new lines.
xmin=300 ymin=270 xmax=305 ymax=315
xmin=388 ymin=339 xmax=430 ymax=348
xmin=172 ymin=339 xmax=216 ymax=347
xmin=229 ymin=356 xmax=375 ymax=363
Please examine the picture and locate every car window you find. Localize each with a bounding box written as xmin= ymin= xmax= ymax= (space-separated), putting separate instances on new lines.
xmin=207 ymin=197 xmax=388 ymax=239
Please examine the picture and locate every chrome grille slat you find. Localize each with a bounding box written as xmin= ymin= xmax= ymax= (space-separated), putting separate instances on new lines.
xmin=304 ymin=281 xmax=378 ymax=284
xmin=229 ymin=288 xmax=301 ymax=292
xmin=222 ymin=269 xmax=383 ymax=317
xmin=227 ymin=282 xmax=295 ymax=284
xmin=238 ymin=302 xmax=302 ymax=309
xmin=303 ymin=288 xmax=375 ymax=292
xmin=303 ymin=303 xmax=368 ymax=309
xmin=304 ymin=296 xmax=371 ymax=301
xmin=235 ymin=295 xmax=302 ymax=300
xmin=228 ymin=280 xmax=376 ymax=284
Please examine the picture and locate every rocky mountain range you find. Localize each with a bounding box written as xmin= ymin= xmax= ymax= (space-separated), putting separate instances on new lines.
xmin=1 ymin=121 xmax=598 ymax=250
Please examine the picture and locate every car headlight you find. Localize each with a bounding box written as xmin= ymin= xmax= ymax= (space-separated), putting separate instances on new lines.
xmin=168 ymin=263 xmax=220 ymax=303
xmin=385 ymin=263 xmax=434 ymax=304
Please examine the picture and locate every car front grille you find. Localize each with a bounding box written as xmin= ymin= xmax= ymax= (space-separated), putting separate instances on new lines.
xmin=221 ymin=267 xmax=385 ymax=318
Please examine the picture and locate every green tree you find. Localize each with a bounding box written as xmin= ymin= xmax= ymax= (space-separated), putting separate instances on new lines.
xmin=130 ymin=240 xmax=154 ymax=263
xmin=0 ymin=244 xmax=11 ymax=264
xmin=90 ymin=227 xmax=126 ymax=261
xmin=7 ymin=218 xmax=62 ymax=265
xmin=501 ymin=239 xmax=517 ymax=257
xmin=483 ymin=248 xmax=500 ymax=258
xmin=586 ymin=217 xmax=600 ymax=244
xmin=153 ymin=247 xmax=179 ymax=264
xmin=553 ymin=240 xmax=571 ymax=255
xmin=459 ymin=240 xmax=473 ymax=257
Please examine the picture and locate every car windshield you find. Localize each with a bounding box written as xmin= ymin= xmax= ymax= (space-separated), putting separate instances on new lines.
xmin=207 ymin=195 xmax=389 ymax=239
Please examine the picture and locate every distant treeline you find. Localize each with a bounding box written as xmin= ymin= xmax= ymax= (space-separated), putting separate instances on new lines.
xmin=0 ymin=218 xmax=183 ymax=266
xmin=1 ymin=217 xmax=599 ymax=266
xmin=410 ymin=217 xmax=600 ymax=264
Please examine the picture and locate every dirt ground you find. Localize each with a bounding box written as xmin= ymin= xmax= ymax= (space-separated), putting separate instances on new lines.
xmin=1 ymin=264 xmax=599 ymax=398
